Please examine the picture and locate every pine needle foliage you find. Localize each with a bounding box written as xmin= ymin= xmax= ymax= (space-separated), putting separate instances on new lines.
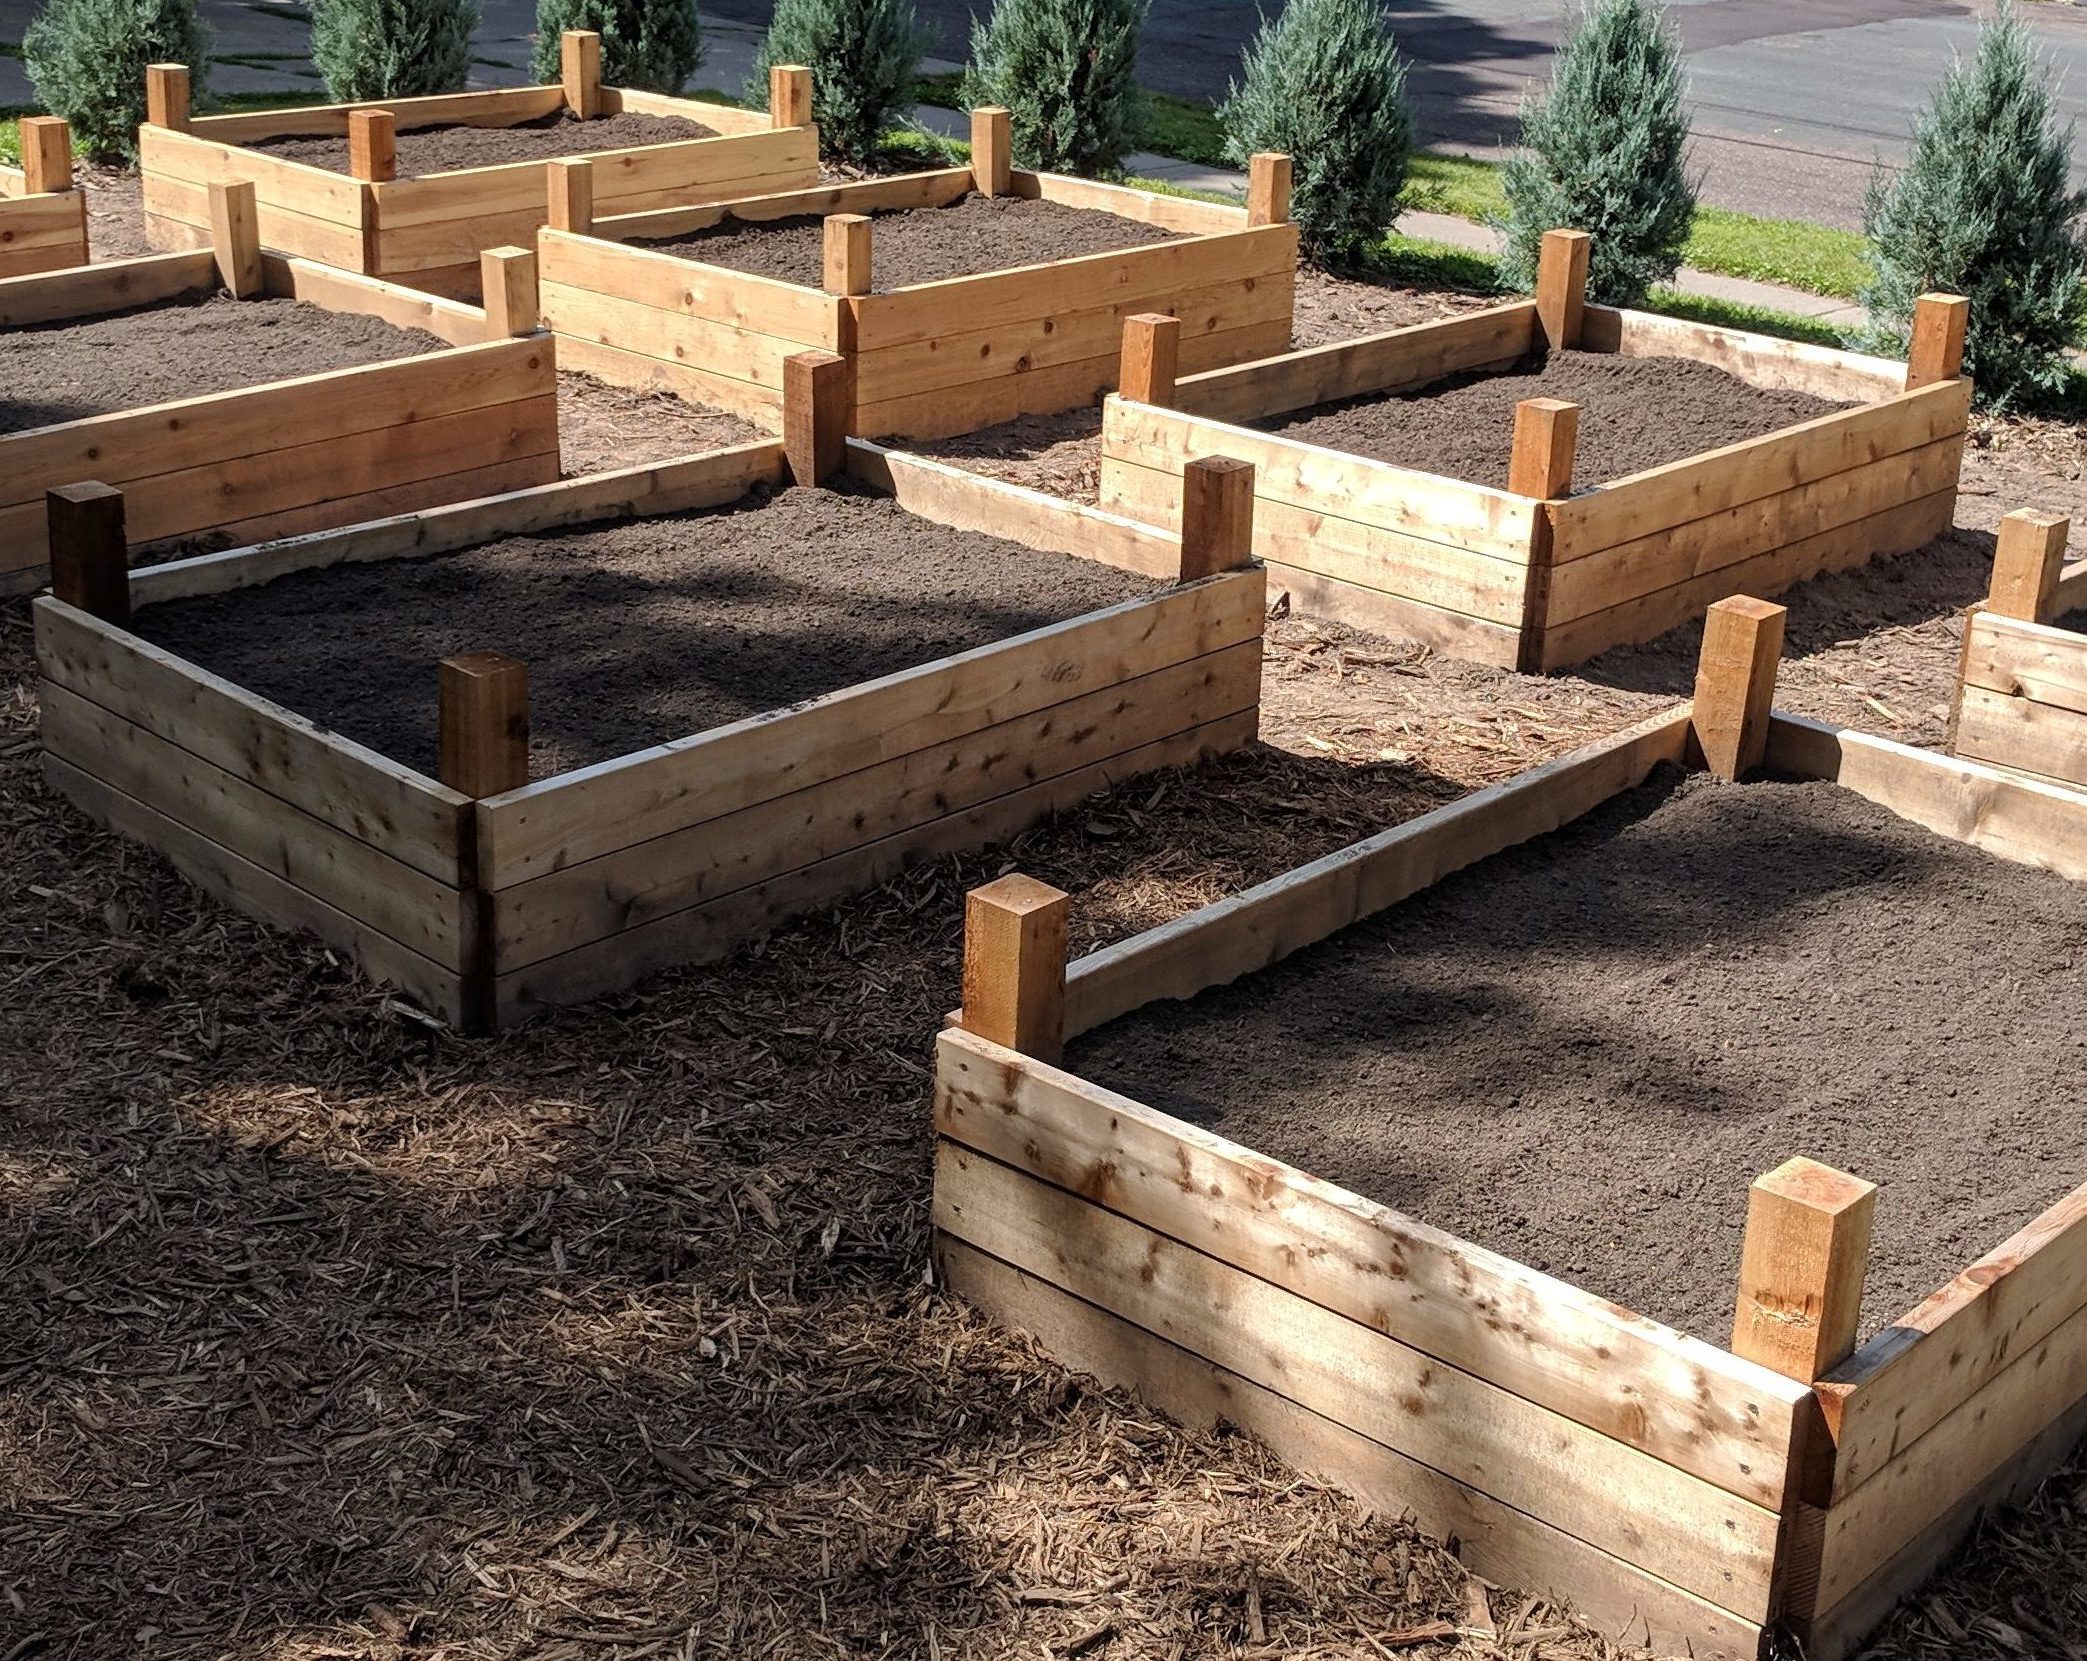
xmin=746 ymin=0 xmax=925 ymax=165
xmin=963 ymin=0 xmax=1146 ymax=177
xmin=311 ymin=0 xmax=478 ymax=102
xmin=23 ymin=0 xmax=211 ymax=164
xmin=531 ymin=0 xmax=702 ymax=94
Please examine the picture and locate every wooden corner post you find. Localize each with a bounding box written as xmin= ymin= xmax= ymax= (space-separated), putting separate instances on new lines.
xmin=547 ymin=158 xmax=594 ymax=235
xmin=1248 ymin=153 xmax=1292 ymax=227
xmin=784 ymin=349 xmax=850 ymax=487
xmin=439 ymin=652 xmax=530 ymax=801
xmin=145 ymin=64 xmax=191 ymax=132
xmin=1508 ymin=397 xmax=1579 ymax=501
xmin=1986 ymin=509 xmax=2068 ymax=624
xmin=1536 ymin=227 xmax=1591 ymax=352
xmin=1907 ymin=293 xmax=1970 ymax=390
xmin=960 ymin=875 xmax=1069 ymax=1064
xmin=348 ymin=109 xmax=397 ymax=182
xmin=20 ymin=117 xmax=73 ymax=195
xmin=1690 ymin=596 xmax=1786 ymax=781
xmin=1119 ymin=313 xmax=1180 ymax=406
xmin=823 ymin=213 xmax=872 ymax=297
xmin=46 ymin=484 xmax=130 ymax=627
xmin=1731 ymin=1156 xmax=1876 ymax=1385
xmin=480 ymin=247 xmax=540 ymax=338
xmin=561 ymin=30 xmax=604 ymax=120
xmin=207 ymin=179 xmax=264 ymax=300
xmin=1179 ymin=455 xmax=1256 ymax=582
xmin=971 ymin=106 xmax=1012 ymax=198
xmin=770 ymin=64 xmax=813 ymax=131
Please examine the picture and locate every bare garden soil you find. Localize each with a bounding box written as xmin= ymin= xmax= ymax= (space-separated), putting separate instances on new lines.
xmin=133 ymin=481 xmax=1159 ymax=780
xmin=639 ymin=193 xmax=1180 ymax=291
xmin=245 ymin=109 xmax=717 ymax=179
xmin=0 ymin=293 xmax=442 ymax=433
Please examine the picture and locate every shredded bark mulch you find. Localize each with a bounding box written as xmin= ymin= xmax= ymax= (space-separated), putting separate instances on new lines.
xmin=246 ymin=109 xmax=717 ymax=179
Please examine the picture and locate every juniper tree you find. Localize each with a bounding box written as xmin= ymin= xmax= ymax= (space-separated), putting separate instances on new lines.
xmin=964 ymin=0 xmax=1146 ymax=176
xmin=1498 ymin=0 xmax=1695 ymax=307
xmin=23 ymin=0 xmax=211 ymax=163
xmin=1219 ymin=0 xmax=1412 ymax=265
xmin=746 ymin=0 xmax=924 ymax=165
xmin=531 ymin=0 xmax=701 ymax=93
xmin=311 ymin=0 xmax=478 ymax=102
xmin=1861 ymin=3 xmax=2087 ymax=405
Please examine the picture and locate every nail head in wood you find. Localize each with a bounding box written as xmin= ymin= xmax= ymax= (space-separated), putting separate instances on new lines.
xmin=960 ymin=874 xmax=1069 ymax=1064
xmin=1119 ymin=313 xmax=1180 ymax=406
xmin=823 ymin=212 xmax=872 ymax=297
xmin=784 ymin=349 xmax=850 ymax=486
xmin=1508 ymin=397 xmax=1579 ymax=501
xmin=348 ymin=108 xmax=396 ymax=182
xmin=46 ymin=483 xmax=130 ymax=626
xmin=1536 ymin=227 xmax=1591 ymax=352
xmin=1247 ymin=153 xmax=1292 ymax=227
xmin=145 ymin=64 xmax=191 ymax=132
xmin=971 ymin=106 xmax=1012 ymax=197
xmin=1986 ymin=509 xmax=2070 ymax=624
xmin=207 ymin=179 xmax=264 ymax=299
xmin=1179 ymin=455 xmax=1256 ymax=582
xmin=770 ymin=64 xmax=813 ymax=130
xmin=1731 ymin=1156 xmax=1876 ymax=1384
xmin=439 ymin=652 xmax=531 ymax=800
xmin=1691 ymin=595 xmax=1787 ymax=781
xmin=480 ymin=246 xmax=539 ymax=338
xmin=1907 ymin=292 xmax=1969 ymax=389
xmin=20 ymin=116 xmax=73 ymax=195
xmin=547 ymin=157 xmax=595 ymax=235
xmin=561 ymin=29 xmax=603 ymax=120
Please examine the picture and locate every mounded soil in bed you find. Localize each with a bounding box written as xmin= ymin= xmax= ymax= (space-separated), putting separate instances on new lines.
xmin=1 ymin=294 xmax=443 ymax=434
xmin=246 ymin=110 xmax=715 ymax=179
xmin=135 ymin=480 xmax=1160 ymax=781
xmin=639 ymin=193 xmax=1181 ymax=291
xmin=1259 ymin=349 xmax=1852 ymax=488
xmin=1068 ymin=768 xmax=2087 ymax=1343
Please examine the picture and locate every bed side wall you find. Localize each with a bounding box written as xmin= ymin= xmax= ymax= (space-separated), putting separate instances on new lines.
xmin=1951 ymin=610 xmax=2087 ymax=791
xmin=0 ymin=180 xmax=91 ymax=278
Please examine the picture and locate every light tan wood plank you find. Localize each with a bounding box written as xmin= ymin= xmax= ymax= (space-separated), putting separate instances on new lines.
xmin=190 ymin=85 xmax=565 ymax=143
xmin=548 ymin=332 xmax=784 ymax=424
xmin=140 ymin=170 xmax=369 ymax=271
xmin=540 ymin=277 xmax=807 ymax=392
xmin=1951 ymin=683 xmax=2087 ymax=789
xmin=1020 ymin=168 xmax=1248 ymax=234
xmin=595 ymin=167 xmax=974 ymax=241
xmin=0 ymin=248 xmax=215 ymax=327
xmin=1961 ymin=609 xmax=2087 ymax=714
xmin=177 ymin=454 xmax=561 ymax=558
xmin=1254 ymin=559 xmax=1525 ymax=666
xmin=262 ymin=251 xmax=493 ymax=344
xmin=1580 ymin=304 xmax=1907 ymax=402
xmin=538 ymin=226 xmax=842 ymax=345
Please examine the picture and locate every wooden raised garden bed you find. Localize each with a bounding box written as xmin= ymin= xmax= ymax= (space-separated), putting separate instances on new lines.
xmin=932 ymin=596 xmax=2087 ymax=1660
xmin=536 ymin=108 xmax=1298 ymax=439
xmin=137 ymin=40 xmax=821 ymax=299
xmin=1098 ymin=229 xmax=1972 ymax=671
xmin=35 ymin=357 xmax=1266 ymax=1030
xmin=0 ymin=117 xmax=89 ymax=279
xmin=2 ymin=179 xmax=559 ymax=595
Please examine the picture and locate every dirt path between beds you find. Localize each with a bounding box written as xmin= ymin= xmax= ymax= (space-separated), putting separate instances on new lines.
xmin=246 ymin=110 xmax=717 ymax=179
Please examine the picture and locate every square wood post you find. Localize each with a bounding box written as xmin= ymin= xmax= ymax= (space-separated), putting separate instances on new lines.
xmin=770 ymin=64 xmax=814 ymax=131
xmin=1907 ymin=292 xmax=1970 ymax=390
xmin=1508 ymin=397 xmax=1579 ymax=501
xmin=439 ymin=652 xmax=531 ymax=801
xmin=1986 ymin=509 xmax=2070 ymax=624
xmin=823 ymin=213 xmax=872 ymax=297
xmin=480 ymin=247 xmax=539 ymax=338
xmin=208 ymin=180 xmax=264 ymax=300
xmin=46 ymin=484 xmax=130 ymax=627
xmin=971 ymin=106 xmax=1012 ymax=198
xmin=145 ymin=64 xmax=191 ymax=132
xmin=1119 ymin=313 xmax=1180 ymax=406
xmin=1690 ymin=596 xmax=1786 ymax=781
xmin=562 ymin=30 xmax=603 ymax=120
xmin=1179 ymin=455 xmax=1256 ymax=582
xmin=1247 ymin=153 xmax=1292 ymax=227
xmin=548 ymin=158 xmax=595 ymax=235
xmin=1731 ymin=1156 xmax=1875 ymax=1386
xmin=1536 ymin=227 xmax=1591 ymax=352
xmin=784 ymin=349 xmax=850 ymax=487
xmin=19 ymin=117 xmax=73 ymax=195
xmin=960 ymin=874 xmax=1069 ymax=1064
xmin=348 ymin=109 xmax=397 ymax=182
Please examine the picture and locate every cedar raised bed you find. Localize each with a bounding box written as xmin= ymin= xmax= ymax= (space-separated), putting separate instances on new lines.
xmin=1 ymin=179 xmax=559 ymax=595
xmin=933 ymin=597 xmax=2087 ymax=1661
xmin=1098 ymin=229 xmax=1972 ymax=671
xmin=136 ymin=40 xmax=820 ymax=299
xmin=536 ymin=109 xmax=1298 ymax=439
xmin=35 ymin=360 xmax=1266 ymax=1030
xmin=0 ymin=117 xmax=89 ymax=278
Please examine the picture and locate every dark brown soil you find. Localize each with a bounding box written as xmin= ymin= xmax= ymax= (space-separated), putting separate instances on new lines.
xmin=640 ymin=193 xmax=1180 ymax=292
xmin=245 ymin=109 xmax=715 ymax=179
xmin=1260 ymin=348 xmax=1850 ymax=489
xmin=1 ymin=293 xmax=443 ymax=433
xmin=134 ymin=481 xmax=1160 ymax=781
xmin=1069 ymin=768 xmax=2087 ymax=1345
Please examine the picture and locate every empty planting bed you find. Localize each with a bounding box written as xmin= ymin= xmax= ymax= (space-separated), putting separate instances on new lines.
xmin=247 ymin=110 xmax=717 ymax=178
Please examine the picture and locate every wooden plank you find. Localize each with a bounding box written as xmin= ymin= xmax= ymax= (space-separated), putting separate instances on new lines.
xmin=0 ymin=249 xmax=216 ymax=328
xmin=489 ymin=641 xmax=1262 ymax=968
xmin=44 ymin=756 xmax=470 ymax=1026
xmin=261 ymin=252 xmax=493 ymax=345
xmin=540 ymin=277 xmax=811 ymax=394
xmin=1064 ymin=707 xmax=1693 ymax=1031
xmin=936 ymin=1143 xmax=1784 ymax=1615
xmin=594 ymin=167 xmax=974 ymax=241
xmin=1253 ymin=558 xmax=1525 ymax=667
xmin=934 ymin=1025 xmax=1809 ymax=1510
xmin=1960 ymin=609 xmax=2087 ymax=714
xmin=1764 ymin=713 xmax=2087 ymax=880
xmin=189 ymin=85 xmax=565 ymax=143
xmin=34 ymin=598 xmax=468 ymax=882
xmin=1022 ymin=169 xmax=1250 ymax=235
xmin=478 ymin=573 xmax=1264 ymax=886
xmin=537 ymin=226 xmax=842 ymax=346
xmin=602 ymin=87 xmax=770 ymax=133
xmin=545 ymin=332 xmax=784 ymax=425
xmin=1949 ymin=683 xmax=2087 ymax=790
xmin=140 ymin=170 xmax=369 ymax=273
xmin=41 ymin=682 xmax=471 ymax=968
xmin=0 ymin=189 xmax=90 ymax=278
xmin=493 ymin=709 xmax=1256 ymax=1021
xmin=140 ymin=124 xmax=366 ymax=218
xmin=1580 ymin=305 xmax=1908 ymax=402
